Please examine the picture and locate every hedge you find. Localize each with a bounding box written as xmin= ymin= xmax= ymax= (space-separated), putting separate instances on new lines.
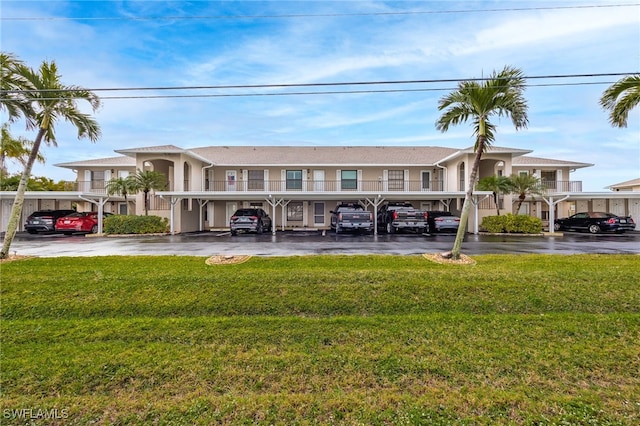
xmin=103 ymin=215 xmax=169 ymax=234
xmin=480 ymin=214 xmax=543 ymax=234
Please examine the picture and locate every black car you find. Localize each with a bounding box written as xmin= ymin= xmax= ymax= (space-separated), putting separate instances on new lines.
xmin=24 ymin=209 xmax=76 ymax=234
xmin=554 ymin=212 xmax=636 ymax=234
xmin=230 ymin=208 xmax=272 ymax=235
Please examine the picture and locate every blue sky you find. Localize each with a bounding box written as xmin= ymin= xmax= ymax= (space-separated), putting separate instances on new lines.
xmin=2 ymin=0 xmax=639 ymax=191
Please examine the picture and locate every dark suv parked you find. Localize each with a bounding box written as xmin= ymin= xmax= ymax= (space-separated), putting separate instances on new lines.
xmin=24 ymin=209 xmax=75 ymax=234
xmin=229 ymin=208 xmax=272 ymax=235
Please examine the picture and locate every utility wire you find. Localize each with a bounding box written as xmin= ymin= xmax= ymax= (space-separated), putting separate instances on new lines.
xmin=3 ymin=72 xmax=636 ymax=95
xmin=0 ymin=81 xmax=627 ymax=102
xmin=3 ymin=3 xmax=639 ymax=21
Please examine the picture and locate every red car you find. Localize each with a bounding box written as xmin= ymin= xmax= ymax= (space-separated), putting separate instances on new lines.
xmin=55 ymin=212 xmax=113 ymax=235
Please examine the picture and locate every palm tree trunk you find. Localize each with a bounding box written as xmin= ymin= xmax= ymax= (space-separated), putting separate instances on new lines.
xmin=494 ymin=192 xmax=500 ymax=216
xmin=450 ymin=138 xmax=485 ymax=259
xmin=516 ymin=195 xmax=525 ymax=213
xmin=0 ymin=129 xmax=45 ymax=259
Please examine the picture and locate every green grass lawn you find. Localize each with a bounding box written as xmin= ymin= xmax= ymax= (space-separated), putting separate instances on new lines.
xmin=1 ymin=254 xmax=639 ymax=425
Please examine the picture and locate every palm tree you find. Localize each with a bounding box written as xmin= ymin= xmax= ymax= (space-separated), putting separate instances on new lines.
xmin=0 ymin=52 xmax=34 ymax=123
xmin=599 ymin=74 xmax=640 ymax=128
xmin=477 ymin=175 xmax=511 ymax=216
xmin=0 ymin=59 xmax=101 ymax=259
xmin=105 ymin=176 xmax=137 ymax=215
xmin=1 ymin=124 xmax=45 ymax=175
xmin=436 ymin=66 xmax=529 ymax=259
xmin=130 ymin=169 xmax=167 ymax=215
xmin=508 ymin=174 xmax=546 ymax=214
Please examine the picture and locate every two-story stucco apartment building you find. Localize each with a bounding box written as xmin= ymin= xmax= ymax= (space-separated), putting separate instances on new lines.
xmin=2 ymin=144 xmax=639 ymax=233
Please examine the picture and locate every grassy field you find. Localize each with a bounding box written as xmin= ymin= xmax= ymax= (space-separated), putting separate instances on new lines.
xmin=1 ymin=254 xmax=639 ymax=425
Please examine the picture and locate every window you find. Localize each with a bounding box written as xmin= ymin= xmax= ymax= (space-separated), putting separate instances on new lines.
xmin=341 ymin=170 xmax=357 ymax=190
xmin=388 ymin=170 xmax=404 ymax=191
xmin=287 ymin=202 xmax=303 ymax=221
xmin=286 ymin=170 xmax=302 ymax=190
xmin=183 ymin=162 xmax=190 ymax=191
xmin=248 ymin=170 xmax=265 ymax=190
xmin=541 ymin=171 xmax=556 ymax=190
xmin=91 ymin=171 xmax=104 ymax=190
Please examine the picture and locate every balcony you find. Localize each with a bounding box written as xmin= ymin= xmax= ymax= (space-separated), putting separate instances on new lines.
xmin=49 ymin=179 xmax=584 ymax=195
xmin=541 ymin=180 xmax=583 ymax=193
xmin=204 ymin=179 xmax=445 ymax=193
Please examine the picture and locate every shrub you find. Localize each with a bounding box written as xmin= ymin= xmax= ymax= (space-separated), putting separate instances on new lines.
xmin=104 ymin=215 xmax=169 ymax=234
xmin=480 ymin=214 xmax=542 ymax=234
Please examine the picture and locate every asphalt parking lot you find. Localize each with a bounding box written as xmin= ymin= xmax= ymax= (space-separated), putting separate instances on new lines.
xmin=5 ymin=229 xmax=640 ymax=257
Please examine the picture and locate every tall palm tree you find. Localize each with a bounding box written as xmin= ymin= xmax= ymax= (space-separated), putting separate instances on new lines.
xmin=508 ymin=174 xmax=546 ymax=214
xmin=105 ymin=176 xmax=137 ymax=215
xmin=599 ymin=74 xmax=640 ymax=128
xmin=1 ymin=124 xmax=45 ymax=175
xmin=477 ymin=175 xmax=511 ymax=216
xmin=436 ymin=66 xmax=529 ymax=259
xmin=130 ymin=169 xmax=167 ymax=216
xmin=0 ymin=59 xmax=101 ymax=259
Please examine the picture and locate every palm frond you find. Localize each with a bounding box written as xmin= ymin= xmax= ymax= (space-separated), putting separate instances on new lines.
xmin=600 ymin=75 xmax=640 ymax=128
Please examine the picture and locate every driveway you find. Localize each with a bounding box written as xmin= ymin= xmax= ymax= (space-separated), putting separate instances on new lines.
xmin=5 ymin=230 xmax=640 ymax=257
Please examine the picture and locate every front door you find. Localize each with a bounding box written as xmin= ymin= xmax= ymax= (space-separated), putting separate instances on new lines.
xmin=313 ymin=202 xmax=325 ymax=227
xmin=225 ymin=170 xmax=237 ymax=191
xmin=313 ymin=170 xmax=325 ymax=192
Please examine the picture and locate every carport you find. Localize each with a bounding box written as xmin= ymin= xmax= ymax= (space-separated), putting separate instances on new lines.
xmin=0 ymin=191 xmax=113 ymax=234
xmin=157 ymin=190 xmax=494 ymax=235
xmin=544 ymin=192 xmax=640 ymax=231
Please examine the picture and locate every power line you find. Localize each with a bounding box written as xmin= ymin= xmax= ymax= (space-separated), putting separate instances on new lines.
xmin=3 ymin=3 xmax=639 ymax=21
xmin=3 ymin=72 xmax=636 ymax=95
xmin=0 ymin=81 xmax=629 ymax=102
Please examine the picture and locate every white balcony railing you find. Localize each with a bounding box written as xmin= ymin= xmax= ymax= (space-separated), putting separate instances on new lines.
xmin=69 ymin=179 xmax=583 ymax=195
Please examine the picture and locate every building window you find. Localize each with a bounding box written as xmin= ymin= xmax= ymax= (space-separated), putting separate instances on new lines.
xmin=341 ymin=170 xmax=357 ymax=190
xmin=248 ymin=170 xmax=265 ymax=190
xmin=541 ymin=170 xmax=556 ymax=190
xmin=91 ymin=171 xmax=104 ymax=190
xmin=388 ymin=170 xmax=404 ymax=191
xmin=183 ymin=162 xmax=190 ymax=191
xmin=286 ymin=170 xmax=302 ymax=190
xmin=287 ymin=202 xmax=303 ymax=221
